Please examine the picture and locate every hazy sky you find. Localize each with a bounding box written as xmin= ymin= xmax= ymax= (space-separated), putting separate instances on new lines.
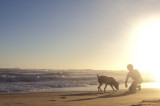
xmin=1 ymin=0 xmax=160 ymax=70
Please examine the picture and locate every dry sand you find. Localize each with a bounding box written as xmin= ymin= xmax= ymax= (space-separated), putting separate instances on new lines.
xmin=1 ymin=89 xmax=160 ymax=106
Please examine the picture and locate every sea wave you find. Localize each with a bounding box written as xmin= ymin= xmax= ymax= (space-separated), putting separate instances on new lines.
xmin=0 ymin=68 xmax=154 ymax=93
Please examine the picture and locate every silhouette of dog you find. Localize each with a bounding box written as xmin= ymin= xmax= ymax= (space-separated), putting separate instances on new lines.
xmin=97 ymin=74 xmax=119 ymax=92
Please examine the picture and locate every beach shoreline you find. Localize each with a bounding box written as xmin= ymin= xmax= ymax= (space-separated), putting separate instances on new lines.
xmin=1 ymin=88 xmax=160 ymax=106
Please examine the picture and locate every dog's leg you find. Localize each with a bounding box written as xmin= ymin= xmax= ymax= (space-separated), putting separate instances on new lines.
xmin=98 ymin=83 xmax=102 ymax=91
xmin=100 ymin=85 xmax=102 ymax=91
xmin=98 ymin=85 xmax=100 ymax=91
xmin=110 ymin=85 xmax=115 ymax=91
xmin=104 ymin=85 xmax=108 ymax=92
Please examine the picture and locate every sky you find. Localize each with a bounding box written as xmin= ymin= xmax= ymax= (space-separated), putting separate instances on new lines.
xmin=1 ymin=0 xmax=160 ymax=70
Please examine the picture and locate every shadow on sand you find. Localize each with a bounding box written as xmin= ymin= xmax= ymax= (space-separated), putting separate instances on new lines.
xmin=61 ymin=92 xmax=103 ymax=96
xmin=65 ymin=91 xmax=136 ymax=102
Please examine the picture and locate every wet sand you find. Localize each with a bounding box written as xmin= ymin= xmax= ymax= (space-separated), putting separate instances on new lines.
xmin=1 ymin=89 xmax=160 ymax=106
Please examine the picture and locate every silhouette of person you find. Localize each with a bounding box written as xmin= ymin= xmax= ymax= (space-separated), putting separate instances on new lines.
xmin=125 ymin=64 xmax=142 ymax=92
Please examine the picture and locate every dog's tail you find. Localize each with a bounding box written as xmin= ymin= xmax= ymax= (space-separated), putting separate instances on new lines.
xmin=97 ymin=74 xmax=99 ymax=77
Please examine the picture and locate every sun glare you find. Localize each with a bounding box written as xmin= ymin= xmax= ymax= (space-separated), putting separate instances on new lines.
xmin=132 ymin=18 xmax=160 ymax=81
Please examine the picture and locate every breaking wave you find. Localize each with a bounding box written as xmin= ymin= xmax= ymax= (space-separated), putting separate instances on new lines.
xmin=0 ymin=68 xmax=153 ymax=93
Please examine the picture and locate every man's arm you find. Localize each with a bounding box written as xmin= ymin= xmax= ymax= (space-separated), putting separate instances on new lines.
xmin=125 ymin=73 xmax=129 ymax=88
xmin=137 ymin=70 xmax=143 ymax=82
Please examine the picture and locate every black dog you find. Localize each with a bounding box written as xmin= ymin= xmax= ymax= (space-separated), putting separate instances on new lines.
xmin=97 ymin=74 xmax=119 ymax=92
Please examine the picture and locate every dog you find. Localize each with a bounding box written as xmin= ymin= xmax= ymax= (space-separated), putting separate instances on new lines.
xmin=97 ymin=74 xmax=119 ymax=92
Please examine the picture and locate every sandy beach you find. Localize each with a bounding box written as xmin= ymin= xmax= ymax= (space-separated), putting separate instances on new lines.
xmin=0 ymin=89 xmax=160 ymax=106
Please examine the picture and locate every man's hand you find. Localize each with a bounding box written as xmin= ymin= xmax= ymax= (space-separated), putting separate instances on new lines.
xmin=125 ymin=84 xmax=128 ymax=88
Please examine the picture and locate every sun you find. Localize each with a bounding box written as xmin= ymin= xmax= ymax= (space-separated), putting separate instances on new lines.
xmin=132 ymin=18 xmax=160 ymax=81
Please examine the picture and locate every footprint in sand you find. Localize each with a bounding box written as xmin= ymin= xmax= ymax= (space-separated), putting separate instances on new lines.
xmin=132 ymin=99 xmax=160 ymax=106
xmin=49 ymin=100 xmax=56 ymax=101
xmin=61 ymin=96 xmax=66 ymax=99
xmin=14 ymin=103 xmax=23 ymax=104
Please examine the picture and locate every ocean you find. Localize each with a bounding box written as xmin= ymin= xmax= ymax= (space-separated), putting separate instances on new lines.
xmin=0 ymin=68 xmax=157 ymax=93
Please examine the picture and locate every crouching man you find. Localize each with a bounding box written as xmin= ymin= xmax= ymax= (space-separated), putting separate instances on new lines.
xmin=125 ymin=64 xmax=142 ymax=92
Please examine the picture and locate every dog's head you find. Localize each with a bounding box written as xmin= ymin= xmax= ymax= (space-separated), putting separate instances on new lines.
xmin=113 ymin=81 xmax=119 ymax=90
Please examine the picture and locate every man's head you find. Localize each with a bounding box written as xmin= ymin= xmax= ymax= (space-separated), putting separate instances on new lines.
xmin=127 ymin=64 xmax=133 ymax=71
